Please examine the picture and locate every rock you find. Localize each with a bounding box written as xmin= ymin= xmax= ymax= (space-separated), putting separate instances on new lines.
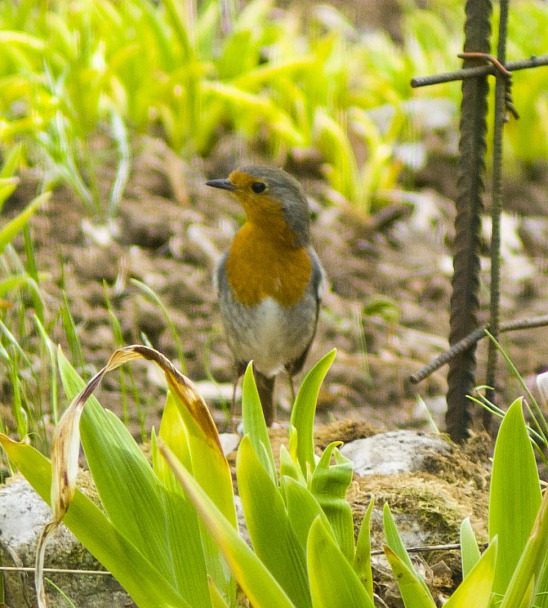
xmin=0 ymin=476 xmax=134 ymax=608
xmin=219 ymin=433 xmax=241 ymax=456
xmin=341 ymin=430 xmax=451 ymax=476
xmin=342 ymin=430 xmax=490 ymax=605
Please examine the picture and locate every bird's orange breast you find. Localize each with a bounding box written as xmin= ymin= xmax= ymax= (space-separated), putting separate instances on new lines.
xmin=226 ymin=223 xmax=312 ymax=307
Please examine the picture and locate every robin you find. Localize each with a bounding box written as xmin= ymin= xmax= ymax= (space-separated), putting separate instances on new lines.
xmin=206 ymin=165 xmax=325 ymax=426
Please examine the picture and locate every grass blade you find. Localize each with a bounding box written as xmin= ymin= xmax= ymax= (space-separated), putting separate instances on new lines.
xmin=0 ymin=192 xmax=50 ymax=254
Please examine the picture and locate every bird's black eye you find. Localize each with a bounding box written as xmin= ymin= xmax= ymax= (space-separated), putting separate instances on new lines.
xmin=251 ymin=181 xmax=266 ymax=194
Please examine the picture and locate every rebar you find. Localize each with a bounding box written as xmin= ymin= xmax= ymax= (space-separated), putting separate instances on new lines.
xmin=411 ymin=55 xmax=548 ymax=88
xmin=484 ymin=0 xmax=511 ymax=429
xmin=410 ymin=315 xmax=548 ymax=385
xmin=446 ymin=0 xmax=492 ymax=443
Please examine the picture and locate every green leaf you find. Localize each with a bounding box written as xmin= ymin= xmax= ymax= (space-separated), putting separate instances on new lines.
xmin=500 ymin=490 xmax=548 ymax=608
xmin=0 ymin=274 xmax=34 ymax=297
xmin=157 ymin=392 xmax=193 ymax=477
xmin=157 ymin=392 xmax=236 ymax=600
xmin=460 ymin=517 xmax=481 ymax=579
xmin=57 ymin=350 xmax=212 ymax=607
xmin=444 ymin=539 xmax=497 ymax=608
xmin=160 ymin=440 xmax=296 ymax=608
xmin=0 ymin=177 xmax=18 ymax=212
xmin=307 ymin=517 xmax=375 ymax=608
xmin=0 ymin=192 xmax=50 ymax=254
xmin=241 ymin=362 xmax=276 ymax=483
xmin=383 ymin=503 xmax=435 ymax=605
xmin=489 ymin=398 xmax=542 ymax=596
xmin=237 ymin=436 xmax=312 ymax=608
xmin=208 ymin=579 xmax=230 ymax=608
xmin=0 ymin=435 xmax=190 ymax=608
xmin=283 ymin=476 xmax=332 ymax=553
xmin=354 ymin=498 xmax=375 ymax=599
xmin=534 ymin=556 xmax=548 ymax=608
xmin=166 ymin=367 xmax=237 ymax=530
xmin=0 ymin=142 xmax=23 ymax=181
xmin=310 ymin=442 xmax=354 ymax=561
xmin=280 ymin=444 xmax=305 ymax=485
xmin=161 ymin=366 xmax=237 ymax=604
xmin=290 ymin=349 xmax=336 ymax=476
xmin=383 ymin=546 xmax=437 ymax=608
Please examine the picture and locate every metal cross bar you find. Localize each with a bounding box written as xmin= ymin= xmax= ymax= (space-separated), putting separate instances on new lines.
xmin=410 ymin=315 xmax=548 ymax=385
xmin=411 ymin=55 xmax=548 ymax=88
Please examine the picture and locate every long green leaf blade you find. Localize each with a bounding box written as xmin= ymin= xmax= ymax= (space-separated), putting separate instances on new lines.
xmin=489 ymin=398 xmax=542 ymax=596
xmin=241 ymin=362 xmax=276 ymax=482
xmin=0 ymin=435 xmax=190 ymax=608
xmin=159 ymin=440 xmax=296 ymax=608
xmin=354 ymin=498 xmax=375 ymax=599
xmin=238 ymin=436 xmax=312 ymax=608
xmin=58 ymin=350 xmax=212 ymax=607
xmin=444 ymin=539 xmax=497 ymax=608
xmin=307 ymin=517 xmax=375 ymax=608
xmin=460 ymin=517 xmax=481 ymax=579
xmin=290 ymin=349 xmax=336 ymax=476
xmin=383 ymin=546 xmax=437 ymax=608
xmin=500 ymin=490 xmax=548 ymax=608
xmin=383 ymin=503 xmax=435 ymax=604
xmin=283 ymin=476 xmax=332 ymax=553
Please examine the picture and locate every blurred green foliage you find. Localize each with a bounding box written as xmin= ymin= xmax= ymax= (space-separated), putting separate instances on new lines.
xmin=0 ymin=0 xmax=546 ymax=213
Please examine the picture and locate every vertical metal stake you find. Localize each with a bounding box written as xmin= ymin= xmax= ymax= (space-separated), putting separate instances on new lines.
xmin=446 ymin=0 xmax=492 ymax=442
xmin=485 ymin=0 xmax=511 ymax=424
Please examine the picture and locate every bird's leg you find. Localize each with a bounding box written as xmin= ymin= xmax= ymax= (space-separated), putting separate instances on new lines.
xmin=230 ymin=376 xmax=239 ymax=432
xmin=288 ymin=373 xmax=296 ymax=405
xmin=255 ymin=371 xmax=276 ymax=426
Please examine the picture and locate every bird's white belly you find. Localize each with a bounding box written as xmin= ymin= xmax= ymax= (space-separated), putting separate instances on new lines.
xmin=227 ymin=297 xmax=311 ymax=376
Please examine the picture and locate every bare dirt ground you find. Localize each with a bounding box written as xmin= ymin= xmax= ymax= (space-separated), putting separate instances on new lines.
xmin=7 ymin=131 xmax=547 ymax=439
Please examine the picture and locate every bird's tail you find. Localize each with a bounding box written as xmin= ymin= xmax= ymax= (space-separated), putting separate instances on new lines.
xmin=254 ymin=370 xmax=276 ymax=426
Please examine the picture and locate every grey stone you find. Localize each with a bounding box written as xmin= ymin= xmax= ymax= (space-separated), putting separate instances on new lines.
xmin=340 ymin=430 xmax=451 ymax=476
xmin=0 ymin=476 xmax=134 ymax=608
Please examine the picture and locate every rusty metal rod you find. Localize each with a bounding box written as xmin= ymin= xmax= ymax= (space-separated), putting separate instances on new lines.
xmin=484 ymin=0 xmax=511 ymax=427
xmin=411 ymin=55 xmax=548 ymax=88
xmin=445 ymin=0 xmax=492 ymax=443
xmin=410 ymin=315 xmax=548 ymax=384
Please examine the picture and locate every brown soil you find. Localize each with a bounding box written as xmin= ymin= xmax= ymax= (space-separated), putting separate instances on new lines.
xmin=5 ymin=132 xmax=547 ymax=441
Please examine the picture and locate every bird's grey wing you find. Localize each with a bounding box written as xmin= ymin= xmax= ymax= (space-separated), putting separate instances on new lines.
xmin=285 ymin=247 xmax=325 ymax=376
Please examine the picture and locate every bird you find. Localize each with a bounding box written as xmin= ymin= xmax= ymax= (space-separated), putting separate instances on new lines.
xmin=206 ymin=165 xmax=325 ymax=426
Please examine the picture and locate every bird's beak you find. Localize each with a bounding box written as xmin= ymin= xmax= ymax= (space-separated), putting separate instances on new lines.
xmin=206 ymin=178 xmax=237 ymax=191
